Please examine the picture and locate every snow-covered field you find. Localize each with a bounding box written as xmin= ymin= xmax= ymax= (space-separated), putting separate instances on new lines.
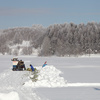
xmin=0 ymin=55 xmax=100 ymax=100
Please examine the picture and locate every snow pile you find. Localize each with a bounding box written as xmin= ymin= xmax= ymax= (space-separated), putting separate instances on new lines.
xmin=24 ymin=65 xmax=67 ymax=88
xmin=0 ymin=70 xmax=47 ymax=100
xmin=0 ymin=91 xmax=19 ymax=100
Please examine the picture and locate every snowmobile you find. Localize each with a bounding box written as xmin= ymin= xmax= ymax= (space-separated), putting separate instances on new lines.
xmin=12 ymin=58 xmax=26 ymax=71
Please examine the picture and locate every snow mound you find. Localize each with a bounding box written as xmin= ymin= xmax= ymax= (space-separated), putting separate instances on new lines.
xmin=0 ymin=70 xmax=48 ymax=100
xmin=24 ymin=65 xmax=67 ymax=88
xmin=0 ymin=91 xmax=19 ymax=100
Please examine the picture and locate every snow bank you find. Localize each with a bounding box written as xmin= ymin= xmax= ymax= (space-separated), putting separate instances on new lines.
xmin=67 ymin=83 xmax=100 ymax=87
xmin=0 ymin=91 xmax=19 ymax=100
xmin=80 ymin=54 xmax=100 ymax=57
xmin=0 ymin=70 xmax=47 ymax=100
xmin=24 ymin=65 xmax=100 ymax=88
xmin=24 ymin=65 xmax=67 ymax=88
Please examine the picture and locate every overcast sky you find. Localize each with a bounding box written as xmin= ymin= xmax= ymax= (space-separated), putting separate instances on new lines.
xmin=0 ymin=0 xmax=100 ymax=29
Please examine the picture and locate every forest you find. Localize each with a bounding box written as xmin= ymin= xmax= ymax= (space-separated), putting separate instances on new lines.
xmin=0 ymin=22 xmax=100 ymax=56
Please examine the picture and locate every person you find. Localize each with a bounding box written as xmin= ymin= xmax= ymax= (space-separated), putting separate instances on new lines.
xmin=17 ymin=60 xmax=26 ymax=70
xmin=42 ymin=61 xmax=47 ymax=67
xmin=30 ymin=64 xmax=35 ymax=71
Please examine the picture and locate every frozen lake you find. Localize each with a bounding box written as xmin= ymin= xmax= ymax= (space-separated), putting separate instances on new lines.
xmin=0 ymin=55 xmax=100 ymax=100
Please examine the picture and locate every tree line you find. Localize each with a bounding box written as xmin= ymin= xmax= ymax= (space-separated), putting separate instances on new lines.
xmin=0 ymin=22 xmax=100 ymax=56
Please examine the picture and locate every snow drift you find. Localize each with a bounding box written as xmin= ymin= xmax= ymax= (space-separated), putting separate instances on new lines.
xmin=0 ymin=69 xmax=47 ymax=100
xmin=0 ymin=92 xmax=19 ymax=100
xmin=24 ymin=65 xmax=67 ymax=88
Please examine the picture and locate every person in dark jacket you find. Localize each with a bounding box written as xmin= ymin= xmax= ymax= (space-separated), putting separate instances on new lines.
xmin=17 ymin=60 xmax=26 ymax=70
xmin=30 ymin=64 xmax=35 ymax=71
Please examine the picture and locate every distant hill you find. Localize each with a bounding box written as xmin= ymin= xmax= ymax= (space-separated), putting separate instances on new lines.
xmin=0 ymin=22 xmax=100 ymax=56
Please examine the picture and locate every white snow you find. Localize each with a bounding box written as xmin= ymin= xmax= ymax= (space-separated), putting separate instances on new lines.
xmin=0 ymin=69 xmax=47 ymax=100
xmin=8 ymin=41 xmax=31 ymax=55
xmin=0 ymin=64 xmax=68 ymax=100
xmin=8 ymin=41 xmax=39 ymax=56
xmin=0 ymin=55 xmax=100 ymax=100
xmin=0 ymin=92 xmax=19 ymax=100
xmin=24 ymin=65 xmax=67 ymax=88
xmin=24 ymin=65 xmax=100 ymax=88
xmin=80 ymin=54 xmax=100 ymax=57
xmin=67 ymin=83 xmax=100 ymax=87
xmin=9 ymin=41 xmax=30 ymax=48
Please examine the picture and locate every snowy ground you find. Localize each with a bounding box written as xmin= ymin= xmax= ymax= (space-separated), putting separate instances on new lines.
xmin=0 ymin=55 xmax=100 ymax=100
